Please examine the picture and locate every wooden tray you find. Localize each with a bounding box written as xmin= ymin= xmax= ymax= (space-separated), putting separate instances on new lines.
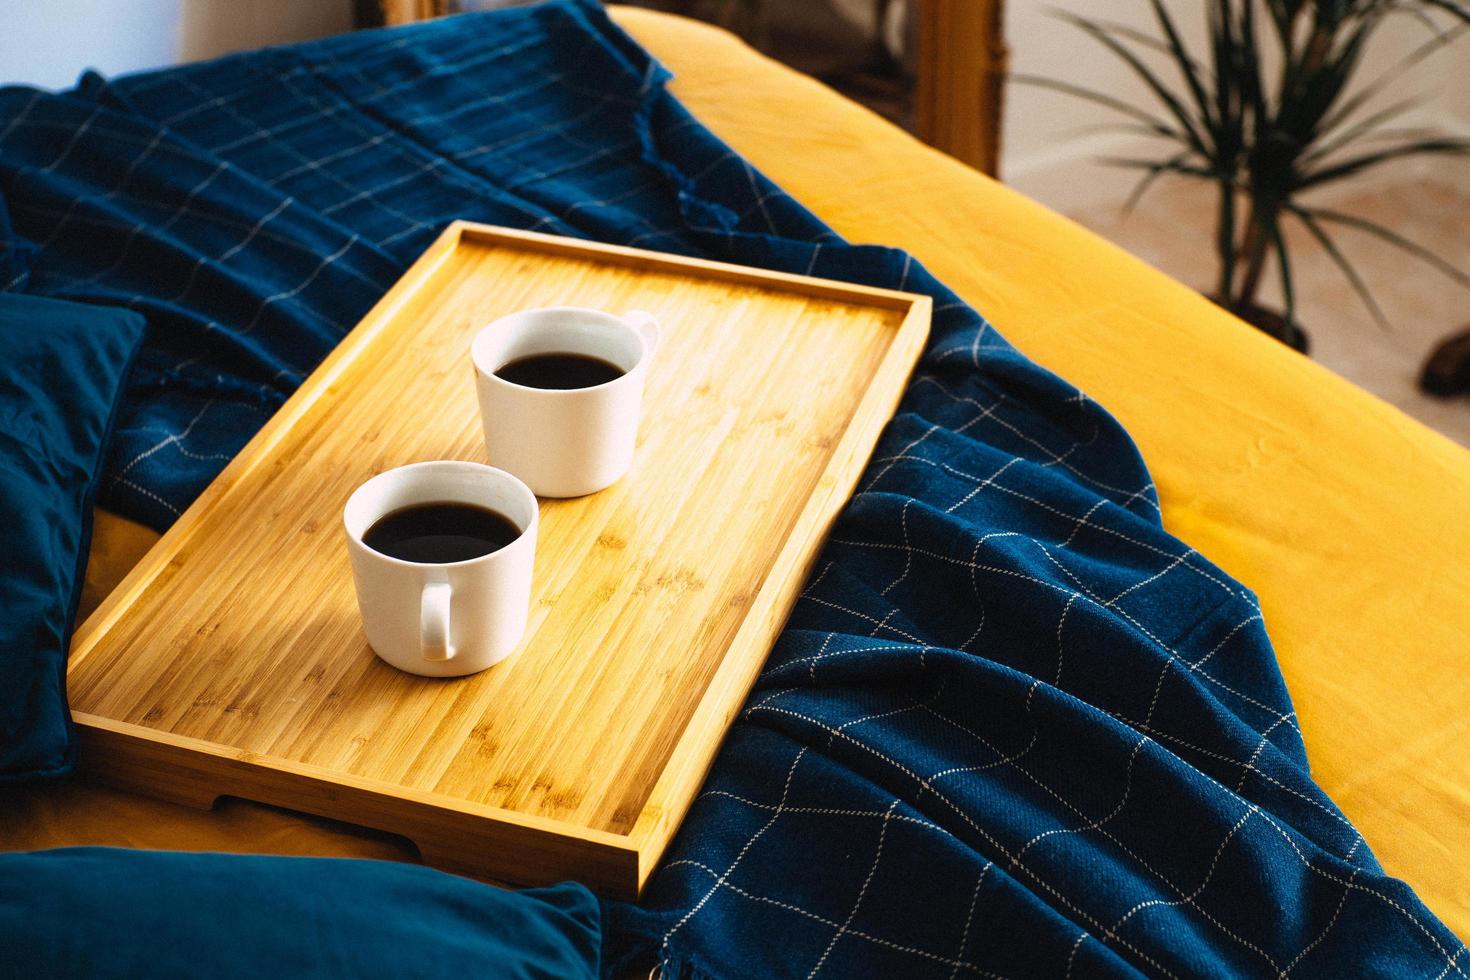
xmin=69 ymin=222 xmax=930 ymax=898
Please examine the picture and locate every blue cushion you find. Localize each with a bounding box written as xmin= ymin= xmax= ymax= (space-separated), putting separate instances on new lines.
xmin=0 ymin=194 xmax=29 ymax=290
xmin=0 ymin=848 xmax=602 ymax=979
xmin=0 ymin=292 xmax=143 ymax=780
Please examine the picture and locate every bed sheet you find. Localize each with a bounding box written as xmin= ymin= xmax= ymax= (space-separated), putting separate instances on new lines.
xmin=4 ymin=5 xmax=1466 ymax=943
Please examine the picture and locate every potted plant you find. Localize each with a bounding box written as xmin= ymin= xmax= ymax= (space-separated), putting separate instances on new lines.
xmin=1021 ymin=0 xmax=1470 ymax=354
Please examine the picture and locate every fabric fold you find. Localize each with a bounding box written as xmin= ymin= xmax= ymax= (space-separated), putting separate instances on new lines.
xmin=0 ymin=2 xmax=1459 ymax=975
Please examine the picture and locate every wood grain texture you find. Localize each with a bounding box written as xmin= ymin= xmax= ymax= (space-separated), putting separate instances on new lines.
xmin=378 ymin=0 xmax=448 ymax=28
xmin=915 ymin=0 xmax=1008 ymax=178
xmin=69 ymin=222 xmax=930 ymax=897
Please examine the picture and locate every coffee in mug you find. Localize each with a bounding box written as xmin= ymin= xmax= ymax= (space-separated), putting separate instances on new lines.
xmin=472 ymin=306 xmax=659 ymax=498
xmin=343 ymin=461 xmax=538 ymax=677
xmin=493 ymin=352 xmax=625 ymax=390
xmin=363 ymin=502 xmax=521 ymax=564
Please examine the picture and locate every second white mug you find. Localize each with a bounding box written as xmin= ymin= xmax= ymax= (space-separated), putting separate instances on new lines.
xmin=471 ymin=306 xmax=659 ymax=498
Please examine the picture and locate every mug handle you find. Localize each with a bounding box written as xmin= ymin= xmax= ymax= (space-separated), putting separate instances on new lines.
xmin=421 ymin=579 xmax=455 ymax=662
xmin=622 ymin=310 xmax=660 ymax=356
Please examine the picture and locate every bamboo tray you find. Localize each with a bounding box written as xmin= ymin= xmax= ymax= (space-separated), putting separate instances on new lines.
xmin=69 ymin=222 xmax=930 ymax=898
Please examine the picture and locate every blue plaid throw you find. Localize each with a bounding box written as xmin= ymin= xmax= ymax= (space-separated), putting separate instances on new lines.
xmin=0 ymin=2 xmax=1460 ymax=976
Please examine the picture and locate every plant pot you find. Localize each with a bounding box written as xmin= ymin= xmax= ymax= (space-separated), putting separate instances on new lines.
xmin=1420 ymin=325 xmax=1470 ymax=397
xmin=1207 ymin=294 xmax=1310 ymax=354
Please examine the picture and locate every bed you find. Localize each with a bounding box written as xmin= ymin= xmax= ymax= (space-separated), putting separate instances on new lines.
xmin=1 ymin=1 xmax=1466 ymax=973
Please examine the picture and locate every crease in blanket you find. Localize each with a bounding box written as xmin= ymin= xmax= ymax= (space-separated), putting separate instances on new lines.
xmin=0 ymin=1 xmax=1461 ymax=976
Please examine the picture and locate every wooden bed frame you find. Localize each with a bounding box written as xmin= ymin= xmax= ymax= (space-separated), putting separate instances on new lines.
xmin=375 ymin=0 xmax=1008 ymax=177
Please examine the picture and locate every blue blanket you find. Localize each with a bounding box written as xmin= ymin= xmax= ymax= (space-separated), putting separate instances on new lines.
xmin=0 ymin=2 xmax=1461 ymax=976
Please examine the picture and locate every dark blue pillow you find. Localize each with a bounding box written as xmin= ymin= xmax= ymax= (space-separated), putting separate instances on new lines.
xmin=0 ymin=292 xmax=144 ymax=780
xmin=0 ymin=848 xmax=602 ymax=979
xmin=0 ymin=194 xmax=29 ymax=290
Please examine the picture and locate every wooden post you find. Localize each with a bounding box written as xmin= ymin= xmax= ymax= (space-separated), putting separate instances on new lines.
xmin=379 ymin=0 xmax=449 ymax=27
xmin=915 ymin=0 xmax=1008 ymax=178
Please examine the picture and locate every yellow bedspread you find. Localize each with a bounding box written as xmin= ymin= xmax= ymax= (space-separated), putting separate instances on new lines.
xmin=4 ymin=7 xmax=1466 ymax=940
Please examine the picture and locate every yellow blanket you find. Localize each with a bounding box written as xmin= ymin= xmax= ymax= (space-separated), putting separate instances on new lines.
xmin=6 ymin=6 xmax=1465 ymax=941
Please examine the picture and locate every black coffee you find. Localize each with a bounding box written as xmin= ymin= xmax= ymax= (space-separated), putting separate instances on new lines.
xmin=494 ymin=352 xmax=624 ymax=390
xmin=363 ymin=502 xmax=521 ymax=564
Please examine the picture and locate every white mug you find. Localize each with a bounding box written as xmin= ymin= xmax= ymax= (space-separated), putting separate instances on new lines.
xmin=343 ymin=461 xmax=538 ymax=677
xmin=471 ymin=306 xmax=659 ymax=498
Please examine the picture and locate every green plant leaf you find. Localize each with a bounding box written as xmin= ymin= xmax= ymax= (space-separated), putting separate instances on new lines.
xmin=1264 ymin=0 xmax=1303 ymax=52
xmin=1208 ymin=3 xmax=1241 ymax=123
xmin=1118 ymin=151 xmax=1200 ymax=213
xmin=1217 ymin=177 xmax=1239 ymax=303
xmin=1010 ymin=74 xmax=1189 ymax=142
xmin=1100 ymin=156 xmax=1217 ymax=180
xmin=1299 ymin=136 xmax=1470 ymax=187
xmin=1205 ymin=0 xmax=1245 ymax=301
xmin=1205 ymin=0 xmax=1248 ymax=176
xmin=1318 ymin=21 xmax=1468 ymax=135
xmin=1147 ymin=0 xmax=1217 ymax=132
xmin=1271 ymin=219 xmax=1296 ymax=326
xmin=1291 ymin=206 xmax=1390 ymax=328
xmin=1312 ymin=0 xmax=1354 ymax=33
xmin=1305 ymin=205 xmax=1470 ymax=286
xmin=1353 ymin=125 xmax=1459 ymax=143
xmin=1051 ymin=9 xmax=1213 ymax=155
xmin=1035 ymin=0 xmax=1470 ymax=330
xmin=1066 ymin=121 xmax=1192 ymax=142
xmin=1385 ymin=1 xmax=1447 ymax=35
xmin=1301 ymin=93 xmax=1429 ymax=165
xmin=1283 ymin=15 xmax=1374 ymax=135
xmin=1415 ymin=0 xmax=1470 ymax=23
xmin=1063 ymin=16 xmax=1215 ymax=73
xmin=1237 ymin=0 xmax=1267 ymax=124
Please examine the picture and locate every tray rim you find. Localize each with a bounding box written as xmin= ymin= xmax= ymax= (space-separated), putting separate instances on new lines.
xmin=69 ymin=220 xmax=932 ymax=897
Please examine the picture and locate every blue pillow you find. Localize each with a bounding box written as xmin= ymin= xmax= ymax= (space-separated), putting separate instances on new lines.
xmin=0 ymin=848 xmax=602 ymax=979
xmin=0 ymin=193 xmax=29 ymax=290
xmin=0 ymin=292 xmax=144 ymax=780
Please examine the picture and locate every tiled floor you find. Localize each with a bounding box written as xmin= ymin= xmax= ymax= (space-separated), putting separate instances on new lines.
xmin=1067 ymin=169 xmax=1470 ymax=447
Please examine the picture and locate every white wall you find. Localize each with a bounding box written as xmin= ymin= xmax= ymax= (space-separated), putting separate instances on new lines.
xmin=1002 ymin=0 xmax=1470 ymax=212
xmin=1 ymin=0 xmax=353 ymax=91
